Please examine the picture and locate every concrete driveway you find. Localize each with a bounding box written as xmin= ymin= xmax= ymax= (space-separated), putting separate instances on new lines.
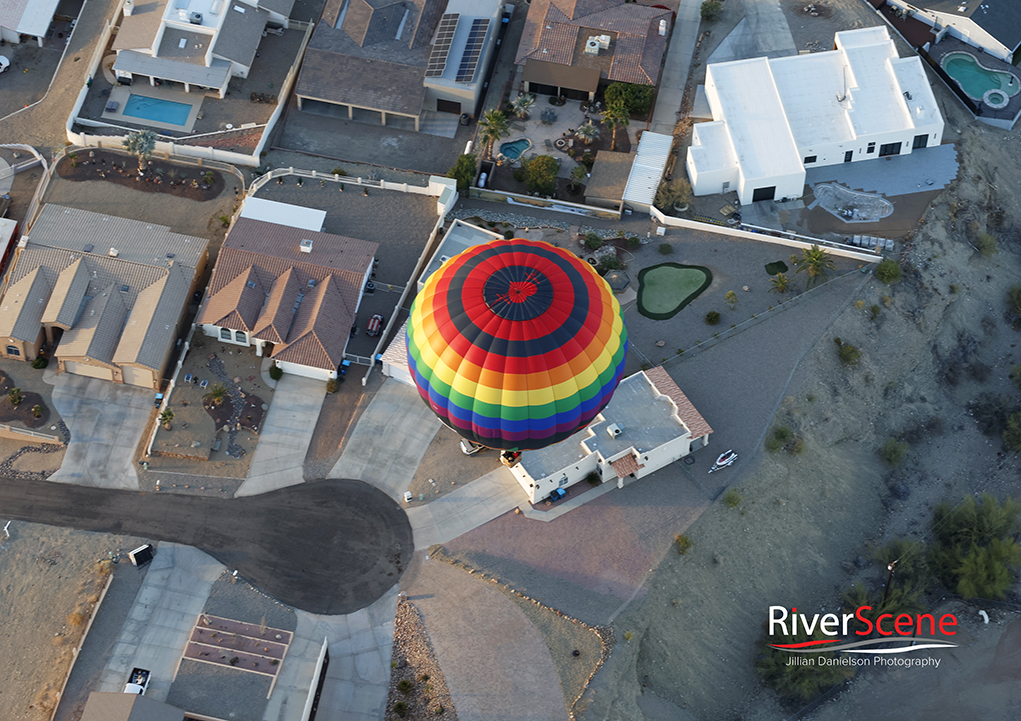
xmin=235 ymin=374 xmax=327 ymax=497
xmin=48 ymin=374 xmax=153 ymax=490
xmin=328 ymin=379 xmax=441 ymax=501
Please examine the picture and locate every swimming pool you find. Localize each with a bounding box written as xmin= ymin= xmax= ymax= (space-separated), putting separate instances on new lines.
xmin=122 ymin=94 xmax=192 ymax=126
xmin=940 ymin=52 xmax=1019 ymax=103
xmin=500 ymin=138 xmax=532 ymax=161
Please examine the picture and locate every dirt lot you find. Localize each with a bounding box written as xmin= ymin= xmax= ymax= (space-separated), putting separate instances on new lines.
xmin=0 ymin=524 xmax=142 ymax=721
xmin=577 ymin=2 xmax=1021 ymax=718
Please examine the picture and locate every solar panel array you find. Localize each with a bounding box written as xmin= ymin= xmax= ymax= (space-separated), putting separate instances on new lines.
xmin=455 ymin=18 xmax=490 ymax=83
xmin=425 ymin=13 xmax=460 ymax=78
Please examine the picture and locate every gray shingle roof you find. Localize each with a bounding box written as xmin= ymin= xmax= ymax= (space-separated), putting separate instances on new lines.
xmin=923 ymin=0 xmax=1021 ymax=51
xmin=57 ymin=284 xmax=129 ymax=364
xmin=342 ymin=0 xmax=406 ymax=47
xmin=157 ymin=27 xmax=211 ymax=65
xmin=41 ymin=257 xmax=90 ymax=329
xmin=257 ymin=0 xmax=296 ymax=17
xmin=114 ymin=50 xmax=233 ymax=88
xmin=112 ymin=0 xmax=170 ymax=52
xmin=113 ymin=263 xmax=192 ymax=370
xmin=0 ymin=267 xmax=51 ymax=343
xmin=585 ymin=150 xmax=633 ymax=201
xmin=213 ymin=3 xmax=270 ymax=66
xmin=295 ymin=48 xmax=427 ymax=116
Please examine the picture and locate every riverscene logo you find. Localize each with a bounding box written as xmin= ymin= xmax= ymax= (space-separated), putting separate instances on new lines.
xmin=768 ymin=606 xmax=959 ymax=658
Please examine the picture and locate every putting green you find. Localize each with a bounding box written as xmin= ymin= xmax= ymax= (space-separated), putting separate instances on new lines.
xmin=765 ymin=261 xmax=788 ymax=276
xmin=637 ymin=263 xmax=713 ymax=320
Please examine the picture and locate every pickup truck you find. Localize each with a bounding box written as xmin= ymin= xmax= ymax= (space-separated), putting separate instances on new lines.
xmin=124 ymin=668 xmax=151 ymax=695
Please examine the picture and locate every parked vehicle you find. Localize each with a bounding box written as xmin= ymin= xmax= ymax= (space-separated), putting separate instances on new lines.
xmin=124 ymin=668 xmax=151 ymax=695
xmin=366 ymin=313 xmax=384 ymax=337
xmin=0 ymin=56 xmax=10 ymax=74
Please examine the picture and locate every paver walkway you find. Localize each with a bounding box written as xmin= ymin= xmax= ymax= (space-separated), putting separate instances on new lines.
xmin=403 ymin=555 xmax=570 ymax=721
xmin=328 ymin=379 xmax=441 ymax=501
xmin=649 ymin=0 xmax=704 ymax=134
xmin=236 ymin=374 xmax=326 ymax=497
xmin=47 ymin=373 xmax=153 ymax=490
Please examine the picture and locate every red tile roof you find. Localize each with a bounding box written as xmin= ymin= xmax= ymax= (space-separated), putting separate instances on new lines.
xmin=611 ymin=453 xmax=643 ymax=479
xmin=644 ymin=366 xmax=713 ymax=439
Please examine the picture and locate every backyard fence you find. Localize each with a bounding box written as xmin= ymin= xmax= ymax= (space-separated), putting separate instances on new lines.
xmin=469 ymin=187 xmax=622 ymax=220
xmin=650 ymin=207 xmax=884 ymax=262
xmin=0 ymin=424 xmax=64 ymax=445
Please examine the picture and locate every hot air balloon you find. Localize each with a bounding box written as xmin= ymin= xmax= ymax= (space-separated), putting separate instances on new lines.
xmin=407 ymin=238 xmax=628 ymax=451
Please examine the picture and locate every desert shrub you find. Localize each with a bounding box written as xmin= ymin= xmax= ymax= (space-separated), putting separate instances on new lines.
xmin=700 ymin=0 xmax=723 ymax=21
xmin=658 ymin=242 xmax=674 ymax=255
xmin=976 ymin=233 xmax=998 ymax=258
xmin=756 ymin=630 xmax=855 ymax=702
xmin=7 ymin=387 xmax=23 ymax=406
xmin=584 ymin=232 xmax=604 ymax=250
xmin=880 ymin=437 xmax=909 ymax=467
xmin=722 ymin=488 xmax=742 ymax=508
xmin=66 ymin=610 xmax=88 ymax=627
xmin=269 ymin=364 xmax=283 ymax=381
xmin=397 ymin=679 xmax=414 ymax=694
xmin=724 ymin=290 xmax=738 ymax=310
xmin=627 ymin=236 xmax=641 ymax=249
xmin=31 ymin=356 xmax=49 ymax=369
xmin=873 ymin=538 xmax=932 ymax=593
xmin=504 ymin=230 xmax=514 ymax=239
xmin=393 ymin=701 xmax=408 ymax=717
xmin=765 ymin=425 xmax=792 ymax=453
xmin=870 ymin=304 xmax=881 ymax=320
xmin=875 ymin=259 xmax=902 ymax=283
xmin=971 ymin=394 xmax=1014 ymax=436
xmin=597 ymin=256 xmax=623 ymax=273
xmin=836 ymin=341 xmax=861 ymax=366
xmin=331 ymin=166 xmax=348 ymax=176
xmin=675 ymin=534 xmax=693 ymax=555
xmin=326 ymin=378 xmax=339 ymax=393
xmin=705 ymin=311 xmax=721 ymax=325
xmin=31 ymin=404 xmax=43 ymax=418
xmin=929 ymin=494 xmax=1021 ymax=599
xmin=586 ymin=472 xmax=602 ymax=487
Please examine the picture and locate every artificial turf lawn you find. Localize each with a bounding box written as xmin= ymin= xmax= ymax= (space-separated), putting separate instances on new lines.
xmin=637 ymin=263 xmax=713 ymax=320
xmin=765 ymin=260 xmax=789 ymax=276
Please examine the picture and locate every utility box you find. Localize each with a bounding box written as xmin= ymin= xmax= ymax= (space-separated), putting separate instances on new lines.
xmin=128 ymin=544 xmax=155 ymax=567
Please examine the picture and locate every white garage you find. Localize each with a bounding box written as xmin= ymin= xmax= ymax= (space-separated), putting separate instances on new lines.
xmin=121 ymin=365 xmax=158 ymax=389
xmin=62 ymin=361 xmax=114 ymax=382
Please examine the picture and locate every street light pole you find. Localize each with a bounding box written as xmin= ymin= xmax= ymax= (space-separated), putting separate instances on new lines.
xmin=882 ymin=560 xmax=898 ymax=606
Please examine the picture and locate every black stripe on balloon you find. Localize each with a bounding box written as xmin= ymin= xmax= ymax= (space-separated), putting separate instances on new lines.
xmin=443 ymin=244 xmax=593 ymax=357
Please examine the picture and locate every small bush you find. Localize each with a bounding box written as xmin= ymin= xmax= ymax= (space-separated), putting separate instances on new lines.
xmin=393 ymin=701 xmax=408 ymax=717
xmin=869 ymin=304 xmax=881 ymax=320
xmin=976 ymin=233 xmax=998 ymax=258
xmin=722 ymin=488 xmax=742 ymax=508
xmin=269 ymin=364 xmax=283 ymax=381
xmin=504 ymin=230 xmax=514 ymax=239
xmin=765 ymin=425 xmax=793 ymax=453
xmin=31 ymin=404 xmax=43 ymax=418
xmin=66 ymin=610 xmax=88 ymax=627
xmin=875 ymin=259 xmax=902 ymax=283
xmin=397 ymin=679 xmax=414 ymax=694
xmin=880 ymin=437 xmax=909 ymax=467
xmin=326 ymin=378 xmax=339 ymax=393
xmin=586 ymin=472 xmax=602 ymax=487
xmin=584 ymin=232 xmax=603 ymax=250
xmin=700 ymin=0 xmax=723 ymax=20
xmin=658 ymin=242 xmax=674 ymax=255
xmin=332 ymin=167 xmax=348 ymax=176
xmin=7 ymin=387 xmax=23 ymax=406
xmin=597 ymin=256 xmax=623 ymax=273
xmin=513 ymin=168 xmax=526 ymax=183
xmin=838 ymin=343 xmax=861 ymax=366
xmin=627 ymin=236 xmax=641 ymax=249
xmin=705 ymin=311 xmax=721 ymax=325
xmin=31 ymin=356 xmax=49 ymax=369
xmin=675 ymin=534 xmax=693 ymax=555
xmin=435 ymin=705 xmax=445 ymax=715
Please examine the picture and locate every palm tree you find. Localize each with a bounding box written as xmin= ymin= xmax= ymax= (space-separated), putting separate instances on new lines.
xmin=123 ymin=130 xmax=157 ymax=173
xmin=601 ymin=99 xmax=630 ymax=151
xmin=793 ymin=245 xmax=836 ymax=289
xmin=203 ymin=382 xmax=228 ymax=407
xmin=575 ymin=121 xmax=600 ymax=145
xmin=510 ymin=93 xmax=536 ymax=119
xmin=478 ymin=110 xmax=509 ymax=159
xmin=769 ymin=272 xmax=795 ymax=295
xmin=159 ymin=408 xmax=174 ymax=430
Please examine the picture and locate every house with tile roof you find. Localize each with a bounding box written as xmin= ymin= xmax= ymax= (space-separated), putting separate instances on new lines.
xmin=294 ymin=0 xmax=504 ymax=130
xmin=197 ymin=216 xmax=379 ymax=380
xmin=506 ymin=366 xmax=712 ymax=504
xmin=0 ymin=205 xmax=208 ymax=389
xmin=515 ymin=0 xmax=672 ymax=101
xmin=112 ymin=0 xmax=294 ymax=98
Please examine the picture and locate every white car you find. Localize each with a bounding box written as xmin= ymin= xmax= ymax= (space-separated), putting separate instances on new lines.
xmin=124 ymin=668 xmax=151 ymax=695
xmin=0 ymin=56 xmax=10 ymax=74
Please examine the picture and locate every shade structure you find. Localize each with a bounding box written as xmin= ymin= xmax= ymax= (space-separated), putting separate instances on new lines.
xmin=407 ymin=238 xmax=628 ymax=451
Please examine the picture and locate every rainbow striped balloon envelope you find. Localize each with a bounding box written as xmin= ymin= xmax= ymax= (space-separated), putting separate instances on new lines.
xmin=407 ymin=238 xmax=628 ymax=451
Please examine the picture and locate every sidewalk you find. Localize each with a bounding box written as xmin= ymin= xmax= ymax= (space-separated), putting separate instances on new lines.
xmin=649 ymin=0 xmax=704 ymax=135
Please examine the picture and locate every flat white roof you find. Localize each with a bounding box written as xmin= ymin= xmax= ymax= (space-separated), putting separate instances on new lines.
xmin=239 ymin=197 xmax=326 ymax=232
xmin=622 ymin=131 xmax=673 ymax=206
xmin=688 ymin=121 xmax=739 ymax=174
xmin=418 ymin=219 xmax=501 ymax=289
xmin=0 ymin=0 xmax=61 ymax=36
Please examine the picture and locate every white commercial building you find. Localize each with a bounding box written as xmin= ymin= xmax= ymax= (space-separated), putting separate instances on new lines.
xmin=686 ymin=26 xmax=944 ymax=206
xmin=507 ymin=367 xmax=712 ymax=504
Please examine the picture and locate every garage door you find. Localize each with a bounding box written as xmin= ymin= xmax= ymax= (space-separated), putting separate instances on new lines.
xmin=122 ymin=365 xmax=155 ymax=389
xmin=63 ymin=361 xmax=113 ymax=381
xmin=752 ymin=186 xmax=776 ymax=202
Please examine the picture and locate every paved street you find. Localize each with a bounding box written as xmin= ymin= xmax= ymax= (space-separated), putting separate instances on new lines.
xmin=0 ymin=476 xmax=412 ymax=615
xmin=46 ymin=373 xmax=153 ymax=490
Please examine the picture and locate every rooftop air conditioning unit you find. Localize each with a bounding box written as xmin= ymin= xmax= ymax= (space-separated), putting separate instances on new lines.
xmin=658 ymin=19 xmax=667 ymax=36
xmin=606 ymin=423 xmax=622 ymax=439
xmin=108 ymin=247 xmax=119 ymax=257
xmin=597 ymin=34 xmax=611 ymax=49
xmin=300 ymin=239 xmax=313 ymax=253
xmin=439 ymin=255 xmax=451 ymax=264
xmin=584 ymin=37 xmax=600 ymax=55
xmin=124 ymin=0 xmax=135 ymax=16
xmin=189 ymin=11 xmax=203 ymax=23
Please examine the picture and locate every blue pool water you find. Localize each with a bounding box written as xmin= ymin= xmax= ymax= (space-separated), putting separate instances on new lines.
xmin=500 ymin=138 xmax=532 ymax=160
xmin=122 ymin=94 xmax=192 ymax=126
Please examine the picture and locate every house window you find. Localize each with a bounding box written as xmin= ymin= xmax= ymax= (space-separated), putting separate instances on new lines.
xmin=879 ymin=142 xmax=902 ymax=157
xmin=867 ymin=142 xmax=876 ymax=154
xmin=220 ymin=327 xmax=231 ymax=340
xmin=6 ymin=345 xmax=19 ymax=357
xmin=803 ymin=155 xmax=817 ymax=164
xmin=912 ymin=133 xmax=928 ymax=150
xmin=235 ymin=331 xmax=247 ymax=344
